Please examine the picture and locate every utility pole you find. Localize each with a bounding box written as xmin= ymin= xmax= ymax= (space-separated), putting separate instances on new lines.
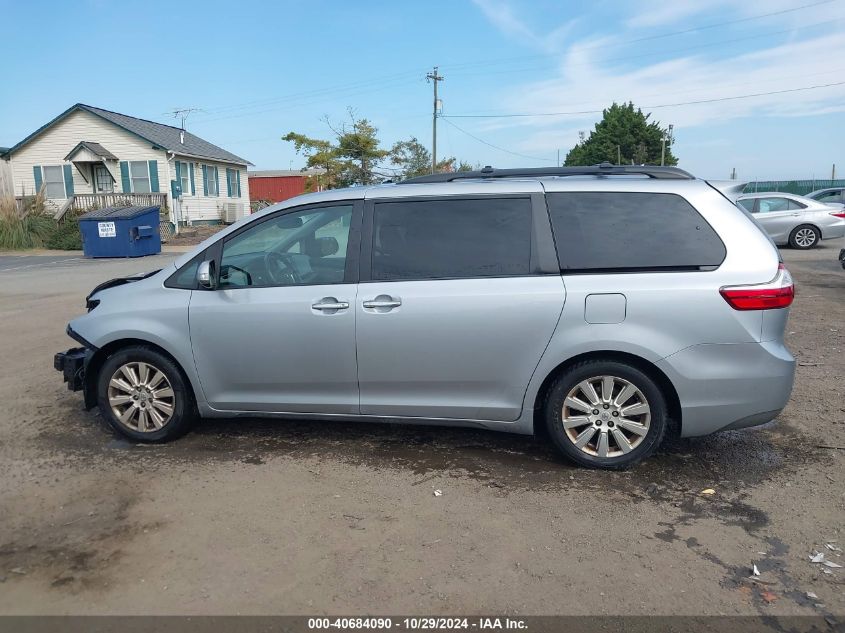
xmin=426 ymin=67 xmax=444 ymax=173
xmin=617 ymin=145 xmax=621 ymax=165
xmin=833 ymin=163 xmax=837 ymax=180
xmin=661 ymin=124 xmax=674 ymax=166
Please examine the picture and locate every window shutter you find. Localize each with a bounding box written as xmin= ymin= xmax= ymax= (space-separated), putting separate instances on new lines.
xmin=148 ymin=160 xmax=159 ymax=192
xmin=120 ymin=161 xmax=131 ymax=192
xmin=63 ymin=164 xmax=74 ymax=197
xmin=202 ymin=165 xmax=208 ymax=196
xmin=189 ymin=162 xmax=196 ymax=195
xmin=214 ymin=167 xmax=219 ymax=196
xmin=226 ymin=168 xmax=232 ymax=197
xmin=33 ymin=166 xmax=43 ymax=193
xmin=236 ymin=169 xmax=241 ymax=197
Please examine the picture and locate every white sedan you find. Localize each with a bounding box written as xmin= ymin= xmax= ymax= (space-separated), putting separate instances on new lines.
xmin=736 ymin=192 xmax=845 ymax=249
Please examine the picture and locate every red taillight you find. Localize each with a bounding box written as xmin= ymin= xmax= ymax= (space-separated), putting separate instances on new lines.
xmin=830 ymin=211 xmax=845 ymax=219
xmin=720 ymin=264 xmax=794 ymax=310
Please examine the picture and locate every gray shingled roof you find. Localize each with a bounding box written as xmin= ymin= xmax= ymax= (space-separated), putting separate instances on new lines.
xmin=81 ymin=105 xmax=251 ymax=165
xmin=1 ymin=104 xmax=251 ymax=165
xmin=64 ymin=141 xmax=119 ymax=161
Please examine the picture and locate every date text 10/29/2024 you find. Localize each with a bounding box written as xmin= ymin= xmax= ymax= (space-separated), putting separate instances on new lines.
xmin=308 ymin=618 xmax=528 ymax=630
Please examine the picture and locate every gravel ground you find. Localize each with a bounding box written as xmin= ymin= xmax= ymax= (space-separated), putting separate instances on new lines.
xmin=0 ymin=244 xmax=842 ymax=617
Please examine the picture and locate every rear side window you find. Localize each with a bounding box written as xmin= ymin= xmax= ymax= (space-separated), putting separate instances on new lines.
xmin=546 ymin=192 xmax=725 ymax=272
xmin=371 ymin=197 xmax=532 ymax=281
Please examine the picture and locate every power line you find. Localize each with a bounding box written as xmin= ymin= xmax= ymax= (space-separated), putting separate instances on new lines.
xmin=439 ymin=0 xmax=839 ymax=74
xmin=443 ymin=81 xmax=845 ymax=119
xmin=445 ymin=17 xmax=844 ymax=79
xmin=441 ymin=118 xmax=555 ymax=162
xmin=185 ymin=2 xmax=839 ymax=126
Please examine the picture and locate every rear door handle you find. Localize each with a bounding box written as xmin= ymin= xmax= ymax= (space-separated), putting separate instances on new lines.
xmin=363 ymin=295 xmax=401 ymax=310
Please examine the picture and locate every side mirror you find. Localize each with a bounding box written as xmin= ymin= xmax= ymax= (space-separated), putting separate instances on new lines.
xmin=197 ymin=260 xmax=216 ymax=289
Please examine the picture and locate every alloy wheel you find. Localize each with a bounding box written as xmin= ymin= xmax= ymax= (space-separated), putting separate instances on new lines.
xmin=794 ymin=228 xmax=817 ymax=248
xmin=561 ymin=375 xmax=651 ymax=458
xmin=107 ymin=362 xmax=176 ymax=432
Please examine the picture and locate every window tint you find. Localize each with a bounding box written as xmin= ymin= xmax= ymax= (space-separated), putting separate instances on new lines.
xmin=737 ymin=199 xmax=755 ymax=212
xmin=219 ymin=204 xmax=352 ymax=288
xmin=165 ymin=254 xmax=203 ymax=289
xmin=813 ymin=190 xmax=842 ymax=203
xmin=546 ymin=192 xmax=725 ymax=272
xmin=787 ymin=199 xmax=807 ymax=210
xmin=371 ymin=197 xmax=532 ymax=281
xmin=757 ymin=197 xmax=790 ymax=213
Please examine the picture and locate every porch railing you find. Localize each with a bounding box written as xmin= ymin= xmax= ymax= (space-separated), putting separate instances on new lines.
xmin=69 ymin=192 xmax=168 ymax=214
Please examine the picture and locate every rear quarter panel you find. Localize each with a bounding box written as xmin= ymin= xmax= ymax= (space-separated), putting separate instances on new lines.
xmin=521 ymin=180 xmax=780 ymax=416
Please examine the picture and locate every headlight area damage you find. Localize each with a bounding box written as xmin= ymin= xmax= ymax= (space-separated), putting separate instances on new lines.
xmin=85 ymin=269 xmax=161 ymax=311
xmin=55 ymin=270 xmax=159 ymax=406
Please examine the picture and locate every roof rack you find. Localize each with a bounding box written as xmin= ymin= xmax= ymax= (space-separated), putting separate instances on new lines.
xmin=399 ymin=162 xmax=695 ymax=184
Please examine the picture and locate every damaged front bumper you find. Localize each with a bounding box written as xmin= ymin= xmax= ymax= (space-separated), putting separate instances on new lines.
xmin=54 ymin=326 xmax=97 ymax=401
xmin=54 ymin=347 xmax=88 ymax=391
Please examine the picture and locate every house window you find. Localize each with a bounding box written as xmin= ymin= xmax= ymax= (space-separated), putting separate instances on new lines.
xmin=42 ymin=166 xmax=66 ymax=199
xmin=206 ymin=166 xmax=218 ymax=196
xmin=130 ymin=161 xmax=151 ymax=193
xmin=227 ymin=168 xmax=239 ymax=198
xmin=178 ymin=161 xmax=191 ymax=196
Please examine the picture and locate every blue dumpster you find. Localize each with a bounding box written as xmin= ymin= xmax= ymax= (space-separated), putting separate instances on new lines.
xmin=79 ymin=205 xmax=161 ymax=258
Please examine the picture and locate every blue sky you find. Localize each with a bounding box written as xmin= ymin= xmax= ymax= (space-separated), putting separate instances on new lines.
xmin=1 ymin=0 xmax=843 ymax=180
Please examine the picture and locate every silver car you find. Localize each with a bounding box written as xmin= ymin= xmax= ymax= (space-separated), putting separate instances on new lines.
xmin=55 ymin=165 xmax=796 ymax=469
xmin=805 ymin=187 xmax=845 ymax=205
xmin=736 ymin=192 xmax=845 ymax=249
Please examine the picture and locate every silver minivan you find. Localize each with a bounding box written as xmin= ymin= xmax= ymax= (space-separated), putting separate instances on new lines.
xmin=55 ymin=165 xmax=796 ymax=469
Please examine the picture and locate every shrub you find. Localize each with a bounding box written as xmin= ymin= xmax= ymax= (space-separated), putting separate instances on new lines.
xmin=45 ymin=212 xmax=83 ymax=250
xmin=0 ymin=194 xmax=55 ymax=250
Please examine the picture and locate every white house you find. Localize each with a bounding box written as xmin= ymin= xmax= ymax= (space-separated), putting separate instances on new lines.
xmin=0 ymin=104 xmax=252 ymax=225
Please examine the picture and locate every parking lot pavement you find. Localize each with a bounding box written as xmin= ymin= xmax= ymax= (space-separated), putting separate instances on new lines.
xmin=0 ymin=245 xmax=843 ymax=617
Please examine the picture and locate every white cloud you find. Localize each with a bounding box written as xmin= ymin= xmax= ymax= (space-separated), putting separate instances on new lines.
xmin=625 ymin=0 xmax=816 ymax=29
xmin=492 ymin=32 xmax=845 ymax=152
xmin=471 ymin=0 xmax=577 ymax=53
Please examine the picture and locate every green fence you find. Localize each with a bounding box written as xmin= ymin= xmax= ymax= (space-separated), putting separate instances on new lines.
xmin=743 ymin=179 xmax=845 ymax=196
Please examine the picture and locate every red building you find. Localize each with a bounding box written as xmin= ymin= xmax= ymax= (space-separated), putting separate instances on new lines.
xmin=248 ymin=169 xmax=325 ymax=203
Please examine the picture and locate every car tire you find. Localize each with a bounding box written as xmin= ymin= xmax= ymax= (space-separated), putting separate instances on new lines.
xmin=788 ymin=224 xmax=820 ymax=249
xmin=545 ymin=360 xmax=667 ymax=469
xmin=97 ymin=346 xmax=195 ymax=442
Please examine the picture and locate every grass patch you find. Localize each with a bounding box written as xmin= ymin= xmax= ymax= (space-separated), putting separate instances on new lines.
xmin=0 ymin=195 xmax=55 ymax=250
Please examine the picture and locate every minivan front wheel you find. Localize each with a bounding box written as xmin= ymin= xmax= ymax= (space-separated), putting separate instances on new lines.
xmin=97 ymin=346 xmax=194 ymax=442
xmin=545 ymin=361 xmax=667 ymax=469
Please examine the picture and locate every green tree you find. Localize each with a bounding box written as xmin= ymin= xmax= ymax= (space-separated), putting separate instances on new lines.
xmin=283 ymin=109 xmax=390 ymax=189
xmin=564 ymin=102 xmax=677 ymax=167
xmin=389 ymin=137 xmax=468 ymax=180
xmin=281 ymin=131 xmax=342 ymax=190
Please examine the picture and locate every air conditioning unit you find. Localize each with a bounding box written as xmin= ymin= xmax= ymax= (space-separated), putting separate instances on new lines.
xmin=223 ymin=203 xmax=243 ymax=224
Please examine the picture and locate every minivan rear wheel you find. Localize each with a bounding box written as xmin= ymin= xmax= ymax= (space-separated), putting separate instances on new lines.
xmin=788 ymin=224 xmax=820 ymax=249
xmin=97 ymin=346 xmax=194 ymax=442
xmin=545 ymin=360 xmax=667 ymax=469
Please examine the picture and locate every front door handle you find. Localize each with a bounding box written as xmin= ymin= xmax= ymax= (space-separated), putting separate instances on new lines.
xmin=363 ymin=295 xmax=402 ymax=310
xmin=312 ymin=298 xmax=349 ymax=313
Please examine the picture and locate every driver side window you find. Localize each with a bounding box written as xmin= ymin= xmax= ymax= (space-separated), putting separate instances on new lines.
xmin=219 ymin=204 xmax=353 ymax=289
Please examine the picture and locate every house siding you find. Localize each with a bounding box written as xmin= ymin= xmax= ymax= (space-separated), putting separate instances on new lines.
xmin=8 ymin=109 xmax=168 ymax=204
xmin=176 ymin=157 xmax=250 ymax=223
xmin=6 ymin=108 xmax=250 ymax=224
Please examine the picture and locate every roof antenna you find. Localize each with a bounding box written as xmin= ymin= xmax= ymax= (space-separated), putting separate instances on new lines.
xmin=168 ymin=108 xmax=201 ymax=144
